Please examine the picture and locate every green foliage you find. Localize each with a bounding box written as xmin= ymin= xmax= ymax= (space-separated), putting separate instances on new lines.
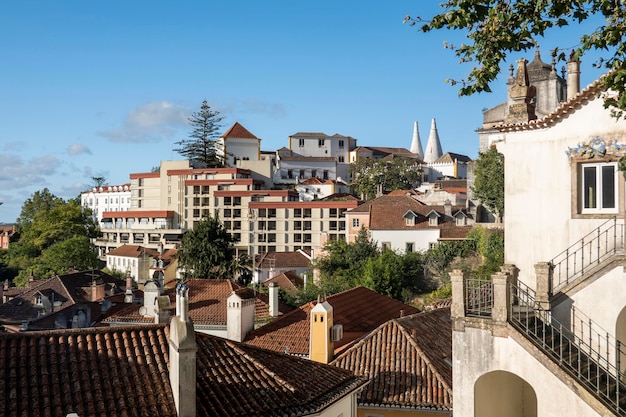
xmin=174 ymin=100 xmax=225 ymax=168
xmin=468 ymin=226 xmax=505 ymax=279
xmin=7 ymin=189 xmax=99 ymax=285
xmin=405 ymin=1 xmax=626 ymax=115
xmin=349 ymin=157 xmax=421 ymax=200
xmin=361 ymin=250 xmax=405 ymax=300
xmin=315 ymin=227 xmax=379 ymax=285
xmin=102 ymin=267 xmax=126 ymax=280
xmin=471 ymin=148 xmax=504 ymax=220
xmin=177 ymin=214 xmax=236 ymax=278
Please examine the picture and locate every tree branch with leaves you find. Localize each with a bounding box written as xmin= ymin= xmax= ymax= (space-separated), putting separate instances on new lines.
xmin=405 ymin=1 xmax=626 ymax=114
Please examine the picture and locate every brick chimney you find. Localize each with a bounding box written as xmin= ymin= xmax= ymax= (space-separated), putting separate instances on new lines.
xmin=124 ymin=272 xmax=134 ymax=304
xmin=168 ymin=283 xmax=196 ymax=417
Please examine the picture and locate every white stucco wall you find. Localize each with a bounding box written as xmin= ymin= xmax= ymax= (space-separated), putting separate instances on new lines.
xmin=453 ymin=326 xmax=602 ymax=417
xmin=496 ymin=95 xmax=626 ymax=289
xmin=371 ymin=229 xmax=440 ymax=252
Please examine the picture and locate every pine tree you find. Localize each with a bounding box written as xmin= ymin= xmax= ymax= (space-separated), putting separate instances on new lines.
xmin=174 ymin=100 xmax=224 ymax=168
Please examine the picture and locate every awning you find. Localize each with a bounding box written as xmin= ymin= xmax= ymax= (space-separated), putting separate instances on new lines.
xmin=101 ymin=218 xmax=113 ymax=222
xmin=163 ymin=233 xmax=183 ymax=240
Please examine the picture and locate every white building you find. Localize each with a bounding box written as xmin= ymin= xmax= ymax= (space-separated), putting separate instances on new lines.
xmin=81 ymin=184 xmax=131 ymax=222
xmin=452 ymin=53 xmax=626 ymax=416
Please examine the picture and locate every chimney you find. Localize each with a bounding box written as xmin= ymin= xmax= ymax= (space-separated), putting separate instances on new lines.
xmin=124 ymin=272 xmax=134 ymax=303
xmin=309 ymin=297 xmax=334 ymax=364
xmin=168 ymin=283 xmax=196 ymax=417
xmin=444 ymin=200 xmax=452 ymax=218
xmin=227 ymin=289 xmax=256 ymax=342
xmin=268 ymin=282 xmax=279 ymax=317
xmin=567 ymin=51 xmax=581 ymax=100
xmin=143 ymin=281 xmax=161 ymax=317
xmin=154 ymin=295 xmax=171 ymax=324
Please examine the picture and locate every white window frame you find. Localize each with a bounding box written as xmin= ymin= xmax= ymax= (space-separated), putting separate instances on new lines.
xmin=352 ymin=218 xmax=360 ymax=228
xmin=580 ymin=161 xmax=618 ymax=214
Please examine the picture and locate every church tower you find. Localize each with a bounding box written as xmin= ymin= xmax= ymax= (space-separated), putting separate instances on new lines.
xmin=309 ymin=297 xmax=334 ymax=364
xmin=423 ymin=118 xmax=443 ymax=164
xmin=410 ymin=121 xmax=424 ymax=160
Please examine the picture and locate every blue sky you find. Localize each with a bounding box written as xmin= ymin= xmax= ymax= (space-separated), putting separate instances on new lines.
xmin=0 ymin=1 xmax=607 ymax=222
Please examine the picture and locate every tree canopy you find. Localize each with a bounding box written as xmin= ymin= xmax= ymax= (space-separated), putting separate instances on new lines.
xmin=7 ymin=189 xmax=99 ymax=286
xmin=349 ymin=157 xmax=421 ymax=200
xmin=174 ymin=100 xmax=225 ymax=168
xmin=471 ymin=147 xmax=504 ymax=221
xmin=405 ymin=1 xmax=626 ymax=113
xmin=177 ymin=214 xmax=236 ymax=279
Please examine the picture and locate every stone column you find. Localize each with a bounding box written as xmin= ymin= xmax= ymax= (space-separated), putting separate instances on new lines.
xmin=492 ymin=271 xmax=512 ymax=324
xmin=535 ymin=262 xmax=552 ymax=310
xmin=450 ymin=269 xmax=466 ymax=320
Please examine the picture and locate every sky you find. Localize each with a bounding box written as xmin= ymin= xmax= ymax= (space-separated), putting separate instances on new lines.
xmin=0 ymin=1 xmax=609 ymax=223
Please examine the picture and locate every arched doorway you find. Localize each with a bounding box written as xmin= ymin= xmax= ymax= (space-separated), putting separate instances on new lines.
xmin=475 ymin=371 xmax=537 ymax=417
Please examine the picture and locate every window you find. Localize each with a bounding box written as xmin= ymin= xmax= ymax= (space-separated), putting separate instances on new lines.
xmin=224 ymin=197 xmax=232 ymax=206
xmin=323 ymin=170 xmax=329 ymax=180
xmin=406 ymin=216 xmax=415 ymax=226
xmin=580 ymin=162 xmax=618 ymax=214
xmin=299 ymin=138 xmax=305 ymax=147
xmin=234 ymin=197 xmax=241 ymax=206
xmin=338 ymin=155 xmax=345 ymax=163
xmin=339 ymin=139 xmax=344 ymax=148
xmin=381 ymin=242 xmax=391 ymax=251
xmin=456 ymin=216 xmax=466 ymax=226
xmin=406 ymin=242 xmax=414 ymax=253
xmin=352 ymin=218 xmax=360 ymax=228
xmin=429 ymin=216 xmax=438 ymax=226
xmin=318 ymin=139 xmax=325 ymax=147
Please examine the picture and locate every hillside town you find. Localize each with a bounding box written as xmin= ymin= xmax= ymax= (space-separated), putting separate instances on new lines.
xmin=4 ymin=3 xmax=626 ymax=414
xmin=2 ymin=45 xmax=626 ymax=417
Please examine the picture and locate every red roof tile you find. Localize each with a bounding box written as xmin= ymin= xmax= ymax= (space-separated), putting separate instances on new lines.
xmin=262 ymin=271 xmax=305 ymax=295
xmin=255 ymin=251 xmax=311 ymax=269
xmin=245 ymin=286 xmax=419 ymax=356
xmin=106 ymin=244 xmax=161 ymax=258
xmin=0 ymin=324 xmax=367 ymax=417
xmin=331 ymin=308 xmax=452 ymax=411
xmin=221 ymin=121 xmax=259 ymax=140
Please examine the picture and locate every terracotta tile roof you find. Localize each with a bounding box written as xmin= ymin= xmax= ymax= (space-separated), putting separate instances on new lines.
xmin=221 ymin=121 xmax=259 ymax=140
xmin=433 ymin=152 xmax=472 ymax=164
xmin=245 ymin=286 xmax=419 ymax=356
xmin=255 ymin=251 xmax=311 ymax=269
xmin=361 ymin=146 xmax=419 ymax=159
xmin=359 ymin=195 xmax=467 ymax=230
xmin=439 ymin=226 xmax=473 ymax=240
xmin=331 ymin=308 xmax=452 ymax=411
xmin=434 ymin=179 xmax=468 ymax=190
xmin=106 ymin=244 xmax=161 ymax=258
xmin=263 ymin=271 xmax=305 ymax=295
xmin=102 ymin=279 xmax=292 ymax=325
xmin=347 ymin=194 xmax=425 ymax=214
xmin=0 ymin=271 xmax=125 ymax=326
xmin=0 ymin=324 xmax=367 ymax=417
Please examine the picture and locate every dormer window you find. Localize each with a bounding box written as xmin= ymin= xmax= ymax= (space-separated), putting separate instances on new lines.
xmin=34 ymin=294 xmax=42 ymax=306
xmin=456 ymin=216 xmax=466 ymax=226
xmin=403 ymin=210 xmax=417 ymax=226
xmin=429 ymin=216 xmax=438 ymax=226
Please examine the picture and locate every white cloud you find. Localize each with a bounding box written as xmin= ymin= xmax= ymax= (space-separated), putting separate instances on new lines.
xmin=0 ymin=153 xmax=60 ymax=190
xmin=98 ymin=101 xmax=190 ymax=143
xmin=67 ymin=143 xmax=92 ymax=155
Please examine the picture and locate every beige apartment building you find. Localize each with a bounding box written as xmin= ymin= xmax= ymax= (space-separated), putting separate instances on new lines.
xmin=96 ymin=159 xmax=360 ymax=261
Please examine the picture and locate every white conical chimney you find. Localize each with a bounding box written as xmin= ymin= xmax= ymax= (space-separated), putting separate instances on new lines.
xmin=424 ymin=118 xmax=443 ymax=164
xmin=410 ymin=121 xmax=424 ymax=160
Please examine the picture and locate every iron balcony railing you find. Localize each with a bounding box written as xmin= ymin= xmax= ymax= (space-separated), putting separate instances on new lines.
xmin=510 ymin=279 xmax=626 ymax=415
xmin=464 ymin=277 xmax=493 ymax=317
xmin=550 ymin=217 xmax=624 ymax=294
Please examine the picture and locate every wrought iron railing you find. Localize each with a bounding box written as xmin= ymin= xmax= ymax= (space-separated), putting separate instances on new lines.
xmin=510 ymin=279 xmax=626 ymax=414
xmin=550 ymin=217 xmax=624 ymax=294
xmin=464 ymin=277 xmax=493 ymax=317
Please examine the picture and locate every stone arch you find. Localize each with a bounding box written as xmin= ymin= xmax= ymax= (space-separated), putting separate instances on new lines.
xmin=615 ymin=306 xmax=626 ymax=374
xmin=474 ymin=370 xmax=537 ymax=417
